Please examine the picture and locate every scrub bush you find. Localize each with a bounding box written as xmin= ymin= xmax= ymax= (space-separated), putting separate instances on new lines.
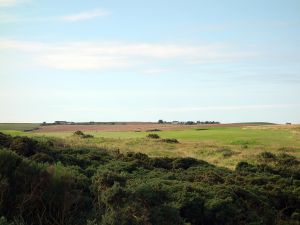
xmin=0 ymin=134 xmax=299 ymax=225
xmin=147 ymin=134 xmax=160 ymax=139
xmin=161 ymin=138 xmax=179 ymax=143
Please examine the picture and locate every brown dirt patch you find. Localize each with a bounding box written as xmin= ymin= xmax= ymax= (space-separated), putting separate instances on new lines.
xmin=34 ymin=122 xmax=271 ymax=133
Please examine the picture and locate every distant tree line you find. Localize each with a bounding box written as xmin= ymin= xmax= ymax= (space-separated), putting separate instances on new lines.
xmin=158 ymin=120 xmax=220 ymax=125
xmin=41 ymin=121 xmax=119 ymax=126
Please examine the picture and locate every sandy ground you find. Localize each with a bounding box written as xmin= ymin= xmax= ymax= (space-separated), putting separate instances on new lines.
xmin=34 ymin=123 xmax=273 ymax=132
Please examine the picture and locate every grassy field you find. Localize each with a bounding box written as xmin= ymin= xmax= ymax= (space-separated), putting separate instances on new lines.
xmin=1 ymin=124 xmax=299 ymax=169
xmin=0 ymin=123 xmax=40 ymax=131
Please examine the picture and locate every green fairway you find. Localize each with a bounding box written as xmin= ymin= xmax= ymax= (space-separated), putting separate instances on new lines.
xmin=35 ymin=126 xmax=300 ymax=146
xmin=0 ymin=123 xmax=40 ymax=131
xmin=1 ymin=125 xmax=299 ymax=169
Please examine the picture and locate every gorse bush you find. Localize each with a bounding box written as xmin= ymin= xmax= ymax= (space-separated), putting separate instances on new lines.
xmin=0 ymin=133 xmax=11 ymax=148
xmin=30 ymin=152 xmax=54 ymax=163
xmin=0 ymin=132 xmax=299 ymax=225
xmin=146 ymin=133 xmax=160 ymax=139
xmin=161 ymin=138 xmax=179 ymax=143
xmin=258 ymin=151 xmax=277 ymax=162
xmin=146 ymin=129 xmax=161 ymax=132
xmin=9 ymin=136 xmax=38 ymax=157
xmin=74 ymin=130 xmax=85 ymax=136
xmin=73 ymin=131 xmax=94 ymax=139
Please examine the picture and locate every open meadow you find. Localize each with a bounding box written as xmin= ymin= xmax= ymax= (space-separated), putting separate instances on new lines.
xmin=1 ymin=123 xmax=299 ymax=169
xmin=1 ymin=122 xmax=300 ymax=224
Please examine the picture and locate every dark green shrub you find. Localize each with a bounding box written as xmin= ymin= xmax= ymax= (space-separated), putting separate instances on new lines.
xmin=258 ymin=151 xmax=276 ymax=162
xmin=100 ymin=200 xmax=149 ymax=225
xmin=161 ymin=138 xmax=179 ymax=144
xmin=146 ymin=129 xmax=161 ymax=132
xmin=235 ymin=161 xmax=257 ymax=173
xmin=9 ymin=136 xmax=38 ymax=157
xmin=82 ymin=134 xmax=94 ymax=138
xmin=0 ymin=178 xmax=9 ymax=213
xmin=30 ymin=152 xmax=54 ymax=163
xmin=173 ymin=157 xmax=204 ymax=169
xmin=134 ymin=182 xmax=169 ymax=206
xmin=0 ymin=149 xmax=92 ymax=225
xmin=92 ymin=171 xmax=126 ymax=192
xmin=0 ymin=133 xmax=299 ymax=225
xmin=0 ymin=150 xmax=22 ymax=177
xmin=150 ymin=205 xmax=183 ymax=225
xmin=0 ymin=133 xmax=12 ymax=148
xmin=276 ymin=153 xmax=299 ymax=166
xmin=101 ymin=183 xmax=127 ymax=205
xmin=73 ymin=131 xmax=94 ymax=138
xmin=74 ymin=130 xmax=84 ymax=136
xmin=151 ymin=157 xmax=173 ymax=169
xmin=179 ymin=193 xmax=204 ymax=225
xmin=126 ymin=152 xmax=148 ymax=160
xmin=147 ymin=133 xmax=160 ymax=139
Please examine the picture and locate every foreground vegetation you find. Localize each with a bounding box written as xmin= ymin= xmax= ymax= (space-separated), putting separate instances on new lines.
xmin=0 ymin=132 xmax=299 ymax=225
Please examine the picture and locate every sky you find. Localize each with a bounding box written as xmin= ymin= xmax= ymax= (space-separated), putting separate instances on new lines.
xmin=0 ymin=0 xmax=300 ymax=123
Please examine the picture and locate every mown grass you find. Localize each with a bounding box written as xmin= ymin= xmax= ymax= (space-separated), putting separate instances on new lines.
xmin=0 ymin=123 xmax=40 ymax=131
xmin=1 ymin=125 xmax=300 ymax=169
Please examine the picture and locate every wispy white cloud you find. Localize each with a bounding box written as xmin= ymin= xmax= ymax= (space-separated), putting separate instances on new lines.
xmin=0 ymin=0 xmax=26 ymax=7
xmin=49 ymin=104 xmax=300 ymax=113
xmin=0 ymin=39 xmax=257 ymax=70
xmin=60 ymin=9 xmax=110 ymax=22
xmin=40 ymin=54 xmax=130 ymax=70
xmin=143 ymin=68 xmax=172 ymax=75
xmin=0 ymin=8 xmax=109 ymax=24
xmin=0 ymin=39 xmax=46 ymax=51
xmin=143 ymin=104 xmax=297 ymax=112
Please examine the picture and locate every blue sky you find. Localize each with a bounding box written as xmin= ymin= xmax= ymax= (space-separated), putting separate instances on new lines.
xmin=0 ymin=0 xmax=300 ymax=123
